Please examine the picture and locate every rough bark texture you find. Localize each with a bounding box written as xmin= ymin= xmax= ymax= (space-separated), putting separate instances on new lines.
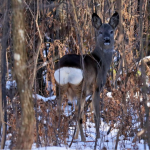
xmin=12 ymin=0 xmax=35 ymax=149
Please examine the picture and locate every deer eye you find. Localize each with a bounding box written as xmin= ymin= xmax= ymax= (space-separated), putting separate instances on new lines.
xmin=110 ymin=30 xmax=113 ymax=34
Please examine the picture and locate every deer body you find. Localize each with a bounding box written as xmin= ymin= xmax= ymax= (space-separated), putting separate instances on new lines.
xmin=54 ymin=12 xmax=119 ymax=142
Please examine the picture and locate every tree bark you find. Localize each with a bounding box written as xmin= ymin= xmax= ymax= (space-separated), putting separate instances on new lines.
xmin=12 ymin=0 xmax=35 ymax=149
xmin=0 ymin=0 xmax=8 ymax=148
xmin=0 ymin=23 xmax=3 ymax=149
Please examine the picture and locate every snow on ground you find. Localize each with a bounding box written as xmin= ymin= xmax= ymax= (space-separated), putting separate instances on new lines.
xmin=69 ymin=110 xmax=149 ymax=149
xmin=4 ymin=91 xmax=150 ymax=149
xmin=30 ymin=98 xmax=149 ymax=150
xmin=31 ymin=118 xmax=149 ymax=150
xmin=5 ymin=124 xmax=149 ymax=150
xmin=32 ymin=145 xmax=76 ymax=150
xmin=6 ymin=80 xmax=17 ymax=90
xmin=33 ymin=94 xmax=56 ymax=102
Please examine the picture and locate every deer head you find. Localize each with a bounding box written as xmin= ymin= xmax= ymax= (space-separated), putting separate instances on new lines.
xmin=92 ymin=12 xmax=119 ymax=53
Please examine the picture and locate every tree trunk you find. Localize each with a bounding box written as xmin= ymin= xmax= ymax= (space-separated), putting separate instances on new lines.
xmin=0 ymin=0 xmax=8 ymax=148
xmin=0 ymin=23 xmax=3 ymax=149
xmin=12 ymin=0 xmax=35 ymax=149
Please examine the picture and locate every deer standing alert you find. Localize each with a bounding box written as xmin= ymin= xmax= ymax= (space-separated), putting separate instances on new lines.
xmin=54 ymin=12 xmax=119 ymax=143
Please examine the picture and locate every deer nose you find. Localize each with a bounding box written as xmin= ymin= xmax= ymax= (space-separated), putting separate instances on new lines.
xmin=104 ymin=37 xmax=110 ymax=42
xmin=104 ymin=37 xmax=110 ymax=46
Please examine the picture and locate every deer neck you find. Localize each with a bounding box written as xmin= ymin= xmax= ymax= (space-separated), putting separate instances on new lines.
xmin=92 ymin=46 xmax=113 ymax=68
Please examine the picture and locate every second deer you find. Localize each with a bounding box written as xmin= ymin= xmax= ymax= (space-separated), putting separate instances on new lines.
xmin=54 ymin=12 xmax=119 ymax=142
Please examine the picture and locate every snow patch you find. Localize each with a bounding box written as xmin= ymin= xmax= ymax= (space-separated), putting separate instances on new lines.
xmin=107 ymin=92 xmax=112 ymax=98
xmin=32 ymin=146 xmax=76 ymax=150
xmin=42 ymin=61 xmax=48 ymax=67
xmin=33 ymin=94 xmax=56 ymax=102
xmin=43 ymin=50 xmax=47 ymax=57
xmin=6 ymin=80 xmax=17 ymax=89
xmin=147 ymin=102 xmax=150 ymax=107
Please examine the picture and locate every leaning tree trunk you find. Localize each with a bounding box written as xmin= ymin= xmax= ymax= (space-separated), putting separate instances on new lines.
xmin=12 ymin=0 xmax=35 ymax=149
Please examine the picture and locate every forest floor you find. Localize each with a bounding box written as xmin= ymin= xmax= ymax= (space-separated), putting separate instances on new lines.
xmin=32 ymin=94 xmax=149 ymax=150
xmin=4 ymin=95 xmax=149 ymax=150
xmin=31 ymin=118 xmax=149 ymax=150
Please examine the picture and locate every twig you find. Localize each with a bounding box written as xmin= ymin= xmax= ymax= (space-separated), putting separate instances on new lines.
xmin=69 ymin=119 xmax=77 ymax=148
xmin=31 ymin=0 xmax=43 ymax=88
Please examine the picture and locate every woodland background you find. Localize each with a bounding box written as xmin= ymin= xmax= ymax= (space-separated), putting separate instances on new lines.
xmin=0 ymin=0 xmax=150 ymax=149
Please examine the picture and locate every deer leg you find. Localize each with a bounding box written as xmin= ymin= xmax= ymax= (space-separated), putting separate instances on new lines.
xmin=75 ymin=98 xmax=86 ymax=142
xmin=56 ymin=85 xmax=65 ymax=116
xmin=55 ymin=85 xmax=63 ymax=146
xmin=74 ymin=102 xmax=79 ymax=140
xmin=92 ymin=88 xmax=100 ymax=139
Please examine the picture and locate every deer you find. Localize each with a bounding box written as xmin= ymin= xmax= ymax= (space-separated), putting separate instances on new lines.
xmin=54 ymin=12 xmax=119 ymax=143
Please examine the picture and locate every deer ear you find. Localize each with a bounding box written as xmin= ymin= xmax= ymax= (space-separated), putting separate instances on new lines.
xmin=109 ymin=12 xmax=119 ymax=29
xmin=92 ymin=13 xmax=102 ymax=30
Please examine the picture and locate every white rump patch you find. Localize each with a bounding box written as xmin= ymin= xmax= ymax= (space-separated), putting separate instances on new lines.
xmin=54 ymin=67 xmax=83 ymax=85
